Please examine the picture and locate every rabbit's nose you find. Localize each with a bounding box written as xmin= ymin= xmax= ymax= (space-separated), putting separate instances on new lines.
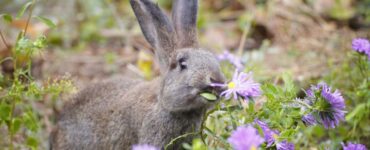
xmin=209 ymin=74 xmax=226 ymax=84
xmin=210 ymin=77 xmax=224 ymax=84
xmin=202 ymin=76 xmax=226 ymax=93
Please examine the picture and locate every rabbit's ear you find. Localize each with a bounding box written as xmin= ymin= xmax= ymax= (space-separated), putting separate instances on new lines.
xmin=130 ymin=0 xmax=175 ymax=72
xmin=172 ymin=0 xmax=199 ymax=48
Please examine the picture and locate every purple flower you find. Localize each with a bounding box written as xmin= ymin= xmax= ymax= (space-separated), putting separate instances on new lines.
xmin=302 ymin=114 xmax=317 ymax=126
xmin=228 ymin=125 xmax=265 ymax=150
xmin=352 ymin=38 xmax=370 ymax=53
xmin=218 ymin=51 xmax=244 ymax=70
xmin=211 ymin=70 xmax=261 ymax=100
xmin=305 ymin=82 xmax=346 ymax=128
xmin=342 ymin=142 xmax=368 ymax=150
xmin=352 ymin=38 xmax=370 ymax=60
xmin=132 ymin=144 xmax=158 ymax=150
xmin=255 ymin=119 xmax=295 ymax=150
xmin=276 ymin=141 xmax=295 ymax=150
xmin=255 ymin=119 xmax=279 ymax=147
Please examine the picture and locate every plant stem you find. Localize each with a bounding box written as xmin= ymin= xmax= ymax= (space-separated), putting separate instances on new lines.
xmin=295 ymin=100 xmax=313 ymax=110
xmin=10 ymin=106 xmax=15 ymax=150
xmin=0 ymin=57 xmax=14 ymax=64
xmin=7 ymin=1 xmax=37 ymax=148
xmin=164 ymin=132 xmax=199 ymax=150
xmin=357 ymin=55 xmax=365 ymax=78
xmin=0 ymin=29 xmax=10 ymax=50
xmin=8 ymin=81 xmax=17 ymax=150
xmin=199 ymin=104 xmax=242 ymax=146
xmin=358 ymin=55 xmax=369 ymax=84
xmin=23 ymin=0 xmax=36 ymax=37
xmin=236 ymin=23 xmax=250 ymax=57
xmin=203 ymin=126 xmax=230 ymax=147
xmin=200 ymin=104 xmax=220 ymax=145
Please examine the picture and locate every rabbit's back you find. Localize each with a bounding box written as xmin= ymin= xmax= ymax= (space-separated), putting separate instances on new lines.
xmin=52 ymin=77 xmax=160 ymax=150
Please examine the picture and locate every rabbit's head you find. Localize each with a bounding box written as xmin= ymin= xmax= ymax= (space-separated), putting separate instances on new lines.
xmin=131 ymin=0 xmax=225 ymax=112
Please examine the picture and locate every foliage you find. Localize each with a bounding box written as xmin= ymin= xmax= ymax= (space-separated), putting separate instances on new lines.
xmin=174 ymin=49 xmax=369 ymax=150
xmin=0 ymin=1 xmax=74 ymax=149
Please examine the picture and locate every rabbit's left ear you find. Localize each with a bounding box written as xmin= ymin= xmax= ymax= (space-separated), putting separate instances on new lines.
xmin=130 ymin=0 xmax=176 ymax=73
xmin=172 ymin=0 xmax=199 ymax=48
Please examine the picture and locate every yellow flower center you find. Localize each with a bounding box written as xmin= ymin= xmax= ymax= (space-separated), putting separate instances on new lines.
xmin=250 ymin=145 xmax=257 ymax=150
xmin=228 ymin=82 xmax=236 ymax=89
xmin=273 ymin=133 xmax=279 ymax=140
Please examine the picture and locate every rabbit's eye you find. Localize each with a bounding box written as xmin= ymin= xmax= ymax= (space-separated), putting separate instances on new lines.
xmin=179 ymin=58 xmax=187 ymax=70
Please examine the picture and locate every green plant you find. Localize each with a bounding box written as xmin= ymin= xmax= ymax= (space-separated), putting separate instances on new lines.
xmin=168 ymin=48 xmax=369 ymax=149
xmin=0 ymin=1 xmax=74 ymax=149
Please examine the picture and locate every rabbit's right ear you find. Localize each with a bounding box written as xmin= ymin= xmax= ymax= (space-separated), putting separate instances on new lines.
xmin=130 ymin=0 xmax=176 ymax=72
xmin=172 ymin=0 xmax=199 ymax=48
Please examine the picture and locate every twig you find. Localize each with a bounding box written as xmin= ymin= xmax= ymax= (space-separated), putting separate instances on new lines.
xmin=0 ymin=57 xmax=14 ymax=64
xmin=0 ymin=29 xmax=10 ymax=50
xmin=236 ymin=12 xmax=255 ymax=57
xmin=23 ymin=0 xmax=36 ymax=37
xmin=236 ymin=22 xmax=250 ymax=57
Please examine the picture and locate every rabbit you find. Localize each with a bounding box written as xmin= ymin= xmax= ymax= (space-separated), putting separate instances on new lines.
xmin=51 ymin=0 xmax=225 ymax=149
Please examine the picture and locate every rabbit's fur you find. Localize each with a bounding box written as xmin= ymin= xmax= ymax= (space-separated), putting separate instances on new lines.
xmin=51 ymin=0 xmax=225 ymax=149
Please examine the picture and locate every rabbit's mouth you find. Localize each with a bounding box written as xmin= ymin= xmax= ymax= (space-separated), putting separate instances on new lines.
xmin=197 ymin=86 xmax=223 ymax=102
xmin=202 ymin=85 xmax=224 ymax=95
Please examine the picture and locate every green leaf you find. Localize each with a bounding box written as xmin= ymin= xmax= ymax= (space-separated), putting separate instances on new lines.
xmin=192 ymin=138 xmax=207 ymax=150
xmin=1 ymin=14 xmax=13 ymax=23
xmin=0 ymin=105 xmax=11 ymax=121
xmin=280 ymin=129 xmax=295 ymax=138
xmin=33 ymin=36 xmax=47 ymax=49
xmin=23 ymin=111 xmax=39 ymax=132
xmin=287 ymin=108 xmax=302 ymax=118
xmin=34 ymin=16 xmax=56 ymax=28
xmin=278 ymin=129 xmax=296 ymax=142
xmin=15 ymin=37 xmax=31 ymax=55
xmin=17 ymin=2 xmax=33 ymax=19
xmin=263 ymin=83 xmax=280 ymax=95
xmin=346 ymin=103 xmax=366 ymax=121
xmin=26 ymin=136 xmax=38 ymax=149
xmin=282 ymin=117 xmax=294 ymax=128
xmin=282 ymin=72 xmax=295 ymax=92
xmin=182 ymin=143 xmax=192 ymax=150
xmin=200 ymin=93 xmax=217 ymax=101
xmin=11 ymin=118 xmax=22 ymax=134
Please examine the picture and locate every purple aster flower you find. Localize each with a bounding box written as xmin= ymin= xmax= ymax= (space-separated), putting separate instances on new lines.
xmin=302 ymin=114 xmax=317 ymax=126
xmin=342 ymin=142 xmax=368 ymax=150
xmin=228 ymin=125 xmax=265 ymax=150
xmin=218 ymin=51 xmax=244 ymax=70
xmin=276 ymin=141 xmax=295 ymax=150
xmin=255 ymin=119 xmax=279 ymax=147
xmin=352 ymin=38 xmax=370 ymax=60
xmin=211 ymin=70 xmax=261 ymax=100
xmin=255 ymin=119 xmax=295 ymax=149
xmin=305 ymin=82 xmax=346 ymax=128
xmin=132 ymin=144 xmax=158 ymax=150
xmin=352 ymin=38 xmax=370 ymax=53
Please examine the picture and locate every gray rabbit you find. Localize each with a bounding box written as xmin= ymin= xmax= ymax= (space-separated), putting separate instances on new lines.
xmin=51 ymin=0 xmax=225 ymax=149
